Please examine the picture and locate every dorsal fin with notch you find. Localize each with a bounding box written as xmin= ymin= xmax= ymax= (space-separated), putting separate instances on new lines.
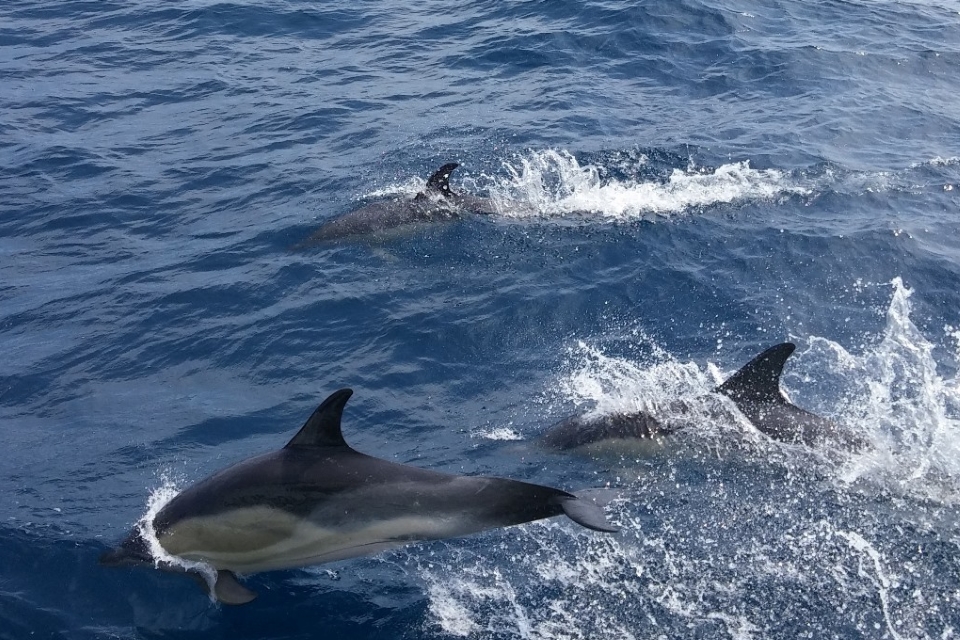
xmin=285 ymin=388 xmax=353 ymax=448
xmin=717 ymin=343 xmax=795 ymax=405
xmin=416 ymin=162 xmax=459 ymax=200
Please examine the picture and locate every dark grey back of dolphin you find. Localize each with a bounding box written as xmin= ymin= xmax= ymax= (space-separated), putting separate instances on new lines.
xmin=298 ymin=162 xmax=497 ymax=245
xmin=155 ymin=387 xmax=615 ymax=531
xmin=538 ymin=411 xmax=672 ymax=452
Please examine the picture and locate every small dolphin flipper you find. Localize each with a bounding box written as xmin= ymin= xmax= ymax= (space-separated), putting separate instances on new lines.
xmin=213 ymin=570 xmax=258 ymax=605
xmin=184 ymin=568 xmax=257 ymax=605
xmin=417 ymin=162 xmax=459 ymax=199
xmin=557 ymin=494 xmax=620 ymax=533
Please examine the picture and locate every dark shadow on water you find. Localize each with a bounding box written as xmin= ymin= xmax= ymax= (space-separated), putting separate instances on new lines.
xmin=0 ymin=524 xmax=428 ymax=640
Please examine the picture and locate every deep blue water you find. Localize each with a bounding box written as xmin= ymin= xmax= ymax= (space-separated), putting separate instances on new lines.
xmin=3 ymin=0 xmax=960 ymax=638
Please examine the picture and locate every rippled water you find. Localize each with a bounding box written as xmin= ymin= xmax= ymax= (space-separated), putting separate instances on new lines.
xmin=2 ymin=0 xmax=960 ymax=638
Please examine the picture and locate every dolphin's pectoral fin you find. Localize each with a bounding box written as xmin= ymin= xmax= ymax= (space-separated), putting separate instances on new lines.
xmin=424 ymin=162 xmax=460 ymax=198
xmin=718 ymin=342 xmax=796 ymax=404
xmin=557 ymin=495 xmax=620 ymax=533
xmin=213 ymin=570 xmax=258 ymax=605
xmin=184 ymin=569 xmax=257 ymax=605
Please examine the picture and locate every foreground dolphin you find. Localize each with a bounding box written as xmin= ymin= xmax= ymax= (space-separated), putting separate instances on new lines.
xmin=301 ymin=163 xmax=498 ymax=244
xmin=541 ymin=343 xmax=860 ymax=453
xmin=101 ymin=389 xmax=618 ymax=604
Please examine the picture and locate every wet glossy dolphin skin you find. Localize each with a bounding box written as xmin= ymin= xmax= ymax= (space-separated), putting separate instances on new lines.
xmin=540 ymin=343 xmax=861 ymax=453
xmin=301 ymin=162 xmax=498 ymax=244
xmin=101 ymin=389 xmax=618 ymax=604
xmin=715 ymin=342 xmax=859 ymax=447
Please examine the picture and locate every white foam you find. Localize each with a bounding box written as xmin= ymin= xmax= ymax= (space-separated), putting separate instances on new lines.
xmin=481 ymin=150 xmax=809 ymax=221
xmin=916 ymin=156 xmax=960 ymax=168
xmin=472 ymin=426 xmax=524 ymax=441
xmin=813 ymin=279 xmax=960 ymax=503
xmin=419 ymin=524 xmax=645 ymax=640
xmin=553 ymin=335 xmax=751 ymax=446
xmin=356 ymin=151 xmax=809 ymax=222
xmin=361 ymin=176 xmax=425 ymax=200
xmin=558 ymin=339 xmax=713 ymax=414
xmin=836 ymin=530 xmax=905 ymax=640
xmin=424 ymin=576 xmax=482 ymax=637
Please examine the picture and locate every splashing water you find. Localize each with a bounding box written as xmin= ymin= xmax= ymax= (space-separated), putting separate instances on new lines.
xmin=553 ymin=277 xmax=960 ymax=502
xmin=356 ymin=150 xmax=951 ymax=225
xmin=138 ymin=476 xmax=220 ymax=598
xmin=805 ymin=278 xmax=960 ymax=503
xmin=362 ymin=176 xmax=427 ymax=200
xmin=418 ymin=278 xmax=960 ymax=639
xmin=480 ymin=150 xmax=810 ymax=221
xmin=472 ymin=426 xmax=525 ymax=441
xmin=557 ymin=341 xmax=717 ymax=414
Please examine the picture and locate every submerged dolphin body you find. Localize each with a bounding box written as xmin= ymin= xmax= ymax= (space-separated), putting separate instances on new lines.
xmin=302 ymin=163 xmax=498 ymax=244
xmin=539 ymin=411 xmax=673 ymax=457
xmin=541 ymin=343 xmax=859 ymax=453
xmin=101 ymin=389 xmax=617 ymax=604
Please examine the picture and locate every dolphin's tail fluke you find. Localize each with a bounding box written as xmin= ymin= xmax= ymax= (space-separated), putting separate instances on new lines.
xmin=557 ymin=492 xmax=620 ymax=532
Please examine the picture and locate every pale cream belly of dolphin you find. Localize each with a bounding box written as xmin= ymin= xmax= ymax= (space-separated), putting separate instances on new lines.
xmin=158 ymin=505 xmax=465 ymax=574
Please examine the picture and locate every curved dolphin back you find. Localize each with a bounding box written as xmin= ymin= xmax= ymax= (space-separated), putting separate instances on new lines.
xmin=285 ymin=388 xmax=353 ymax=448
xmin=717 ymin=342 xmax=795 ymax=404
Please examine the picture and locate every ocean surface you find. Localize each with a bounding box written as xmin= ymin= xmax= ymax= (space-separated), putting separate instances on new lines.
xmin=3 ymin=0 xmax=960 ymax=638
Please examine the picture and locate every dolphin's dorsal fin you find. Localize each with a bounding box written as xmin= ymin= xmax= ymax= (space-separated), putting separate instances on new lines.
xmin=285 ymin=388 xmax=353 ymax=448
xmin=717 ymin=343 xmax=796 ymax=404
xmin=416 ymin=162 xmax=459 ymax=200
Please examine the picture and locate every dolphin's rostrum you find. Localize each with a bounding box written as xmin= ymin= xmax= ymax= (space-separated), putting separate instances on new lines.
xmin=101 ymin=389 xmax=618 ymax=604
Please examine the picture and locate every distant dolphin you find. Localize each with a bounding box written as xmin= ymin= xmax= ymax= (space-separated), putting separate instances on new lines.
xmin=540 ymin=343 xmax=861 ymax=453
xmin=101 ymin=389 xmax=618 ymax=604
xmin=539 ymin=410 xmax=672 ymax=457
xmin=301 ymin=163 xmax=498 ymax=244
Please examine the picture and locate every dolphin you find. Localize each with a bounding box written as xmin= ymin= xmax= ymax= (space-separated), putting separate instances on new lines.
xmin=538 ymin=411 xmax=674 ymax=458
xmin=101 ymin=389 xmax=618 ymax=604
xmin=540 ymin=343 xmax=861 ymax=453
xmin=716 ymin=342 xmax=862 ymax=448
xmin=301 ymin=163 xmax=499 ymax=244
